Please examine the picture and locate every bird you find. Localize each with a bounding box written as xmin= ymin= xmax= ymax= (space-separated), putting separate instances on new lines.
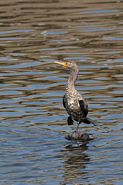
xmin=54 ymin=60 xmax=95 ymax=131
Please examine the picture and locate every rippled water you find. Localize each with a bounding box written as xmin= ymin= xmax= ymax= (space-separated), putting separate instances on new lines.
xmin=0 ymin=0 xmax=123 ymax=184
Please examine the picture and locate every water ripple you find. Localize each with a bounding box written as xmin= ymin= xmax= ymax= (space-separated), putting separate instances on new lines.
xmin=0 ymin=0 xmax=123 ymax=184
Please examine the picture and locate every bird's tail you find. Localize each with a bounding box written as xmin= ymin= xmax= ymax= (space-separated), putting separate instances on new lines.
xmin=82 ymin=117 xmax=96 ymax=126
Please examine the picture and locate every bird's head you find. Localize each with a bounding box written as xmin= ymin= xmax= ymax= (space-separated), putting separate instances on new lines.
xmin=54 ymin=60 xmax=79 ymax=73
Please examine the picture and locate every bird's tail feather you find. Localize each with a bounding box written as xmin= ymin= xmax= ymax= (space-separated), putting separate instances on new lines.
xmin=82 ymin=117 xmax=96 ymax=126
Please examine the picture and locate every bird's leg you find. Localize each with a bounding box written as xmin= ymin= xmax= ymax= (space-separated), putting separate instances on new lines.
xmin=67 ymin=116 xmax=74 ymax=125
xmin=75 ymin=121 xmax=81 ymax=133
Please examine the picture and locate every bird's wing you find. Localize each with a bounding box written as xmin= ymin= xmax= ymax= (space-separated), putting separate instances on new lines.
xmin=63 ymin=94 xmax=66 ymax=109
xmin=79 ymin=99 xmax=88 ymax=117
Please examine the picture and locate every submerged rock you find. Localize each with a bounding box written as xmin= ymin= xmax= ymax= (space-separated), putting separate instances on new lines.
xmin=65 ymin=131 xmax=93 ymax=142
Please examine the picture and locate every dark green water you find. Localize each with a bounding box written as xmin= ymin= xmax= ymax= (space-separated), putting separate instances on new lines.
xmin=0 ymin=0 xmax=123 ymax=184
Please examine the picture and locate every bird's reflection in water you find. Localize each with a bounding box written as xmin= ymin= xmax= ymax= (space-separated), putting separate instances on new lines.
xmin=61 ymin=143 xmax=90 ymax=185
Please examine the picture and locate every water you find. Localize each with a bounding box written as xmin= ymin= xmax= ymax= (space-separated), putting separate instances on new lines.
xmin=0 ymin=0 xmax=123 ymax=184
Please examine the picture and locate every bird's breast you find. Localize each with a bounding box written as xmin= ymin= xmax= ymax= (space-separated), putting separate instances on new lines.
xmin=64 ymin=93 xmax=86 ymax=121
xmin=67 ymin=97 xmax=80 ymax=111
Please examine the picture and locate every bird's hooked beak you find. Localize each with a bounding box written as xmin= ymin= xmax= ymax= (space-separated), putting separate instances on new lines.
xmin=54 ymin=61 xmax=68 ymax=69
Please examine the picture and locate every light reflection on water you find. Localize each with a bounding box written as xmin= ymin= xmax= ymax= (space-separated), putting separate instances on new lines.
xmin=0 ymin=0 xmax=123 ymax=184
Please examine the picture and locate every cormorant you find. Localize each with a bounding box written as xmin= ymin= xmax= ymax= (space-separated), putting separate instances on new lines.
xmin=55 ymin=60 xmax=95 ymax=131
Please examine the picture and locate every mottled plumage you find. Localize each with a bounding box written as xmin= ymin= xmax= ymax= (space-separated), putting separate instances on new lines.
xmin=55 ymin=60 xmax=95 ymax=129
xmin=63 ymin=91 xmax=88 ymax=123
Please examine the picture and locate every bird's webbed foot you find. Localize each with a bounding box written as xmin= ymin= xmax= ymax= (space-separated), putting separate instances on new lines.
xmin=67 ymin=116 xmax=74 ymax=125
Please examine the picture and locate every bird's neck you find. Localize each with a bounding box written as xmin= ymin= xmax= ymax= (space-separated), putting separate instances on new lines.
xmin=67 ymin=69 xmax=78 ymax=93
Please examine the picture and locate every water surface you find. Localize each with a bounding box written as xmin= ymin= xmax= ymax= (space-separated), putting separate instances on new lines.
xmin=0 ymin=0 xmax=123 ymax=184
